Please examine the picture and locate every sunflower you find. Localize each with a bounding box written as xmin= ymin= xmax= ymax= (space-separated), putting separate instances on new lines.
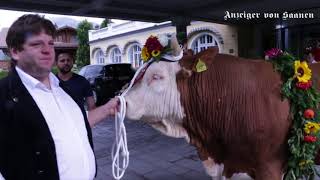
xmin=294 ymin=61 xmax=312 ymax=83
xmin=304 ymin=121 xmax=320 ymax=134
xmin=141 ymin=47 xmax=150 ymax=62
xmin=151 ymin=50 xmax=161 ymax=58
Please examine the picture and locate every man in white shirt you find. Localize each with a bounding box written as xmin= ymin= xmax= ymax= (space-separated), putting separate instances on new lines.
xmin=0 ymin=14 xmax=118 ymax=180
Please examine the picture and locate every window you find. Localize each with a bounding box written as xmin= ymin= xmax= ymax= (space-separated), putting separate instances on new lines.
xmin=110 ymin=47 xmax=122 ymax=63
xmin=95 ymin=49 xmax=105 ymax=64
xmin=191 ymin=33 xmax=219 ymax=54
xmin=128 ymin=44 xmax=142 ymax=68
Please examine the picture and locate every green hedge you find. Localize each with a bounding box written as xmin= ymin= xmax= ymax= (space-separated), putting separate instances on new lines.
xmin=0 ymin=71 xmax=8 ymax=79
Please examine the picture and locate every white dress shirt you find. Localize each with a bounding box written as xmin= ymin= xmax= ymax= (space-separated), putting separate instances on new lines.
xmin=16 ymin=67 xmax=96 ymax=180
xmin=0 ymin=172 xmax=4 ymax=180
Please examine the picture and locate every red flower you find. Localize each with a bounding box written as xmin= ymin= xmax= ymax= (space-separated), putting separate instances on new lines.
xmin=304 ymin=109 xmax=315 ymax=119
xmin=145 ymin=36 xmax=163 ymax=53
xmin=304 ymin=135 xmax=317 ymax=143
xmin=296 ymin=80 xmax=312 ymax=90
xmin=265 ymin=48 xmax=283 ymax=59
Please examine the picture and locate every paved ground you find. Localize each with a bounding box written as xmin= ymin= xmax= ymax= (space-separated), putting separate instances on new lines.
xmin=92 ymin=118 xmax=320 ymax=180
xmin=92 ymin=118 xmax=212 ymax=180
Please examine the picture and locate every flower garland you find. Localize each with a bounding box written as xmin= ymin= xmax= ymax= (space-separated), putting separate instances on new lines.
xmin=141 ymin=35 xmax=172 ymax=62
xmin=265 ymin=48 xmax=320 ymax=179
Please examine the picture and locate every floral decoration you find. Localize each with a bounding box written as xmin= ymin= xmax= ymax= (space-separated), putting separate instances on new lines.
xmin=141 ymin=35 xmax=171 ymax=62
xmin=294 ymin=61 xmax=312 ymax=83
xmin=265 ymin=48 xmax=283 ymax=59
xmin=265 ymin=48 xmax=320 ymax=179
xmin=304 ymin=135 xmax=317 ymax=143
xmin=304 ymin=121 xmax=320 ymax=134
xmin=304 ymin=109 xmax=315 ymax=119
xmin=296 ymin=80 xmax=312 ymax=90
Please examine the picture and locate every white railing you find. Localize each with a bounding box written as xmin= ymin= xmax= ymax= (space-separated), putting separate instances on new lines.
xmin=89 ymin=21 xmax=171 ymax=41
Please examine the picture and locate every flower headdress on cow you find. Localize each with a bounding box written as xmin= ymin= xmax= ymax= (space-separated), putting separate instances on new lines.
xmin=141 ymin=34 xmax=183 ymax=63
xmin=122 ymin=34 xmax=183 ymax=96
xmin=265 ymin=48 xmax=320 ymax=179
xmin=141 ymin=34 xmax=214 ymax=75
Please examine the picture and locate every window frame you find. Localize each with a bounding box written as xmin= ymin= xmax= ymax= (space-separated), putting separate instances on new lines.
xmin=189 ymin=32 xmax=221 ymax=54
xmin=110 ymin=47 xmax=122 ymax=63
xmin=127 ymin=43 xmax=143 ymax=68
xmin=95 ymin=49 xmax=105 ymax=64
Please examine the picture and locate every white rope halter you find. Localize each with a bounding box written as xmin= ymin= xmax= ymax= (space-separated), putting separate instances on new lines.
xmin=111 ymin=50 xmax=183 ymax=179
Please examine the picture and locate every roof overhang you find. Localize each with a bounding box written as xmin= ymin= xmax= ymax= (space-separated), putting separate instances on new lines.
xmin=1 ymin=0 xmax=320 ymax=26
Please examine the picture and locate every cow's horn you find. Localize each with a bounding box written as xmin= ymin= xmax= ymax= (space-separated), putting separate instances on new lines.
xmin=170 ymin=34 xmax=182 ymax=57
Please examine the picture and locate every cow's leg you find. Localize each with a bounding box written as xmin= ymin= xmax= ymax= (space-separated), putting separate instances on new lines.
xmin=255 ymin=161 xmax=282 ymax=180
xmin=202 ymin=157 xmax=227 ymax=180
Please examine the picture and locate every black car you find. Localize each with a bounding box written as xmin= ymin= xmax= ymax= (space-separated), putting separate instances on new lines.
xmin=93 ymin=63 xmax=135 ymax=105
xmin=78 ymin=64 xmax=104 ymax=86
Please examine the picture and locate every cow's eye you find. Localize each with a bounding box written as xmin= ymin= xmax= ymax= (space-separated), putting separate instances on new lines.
xmin=152 ymin=74 xmax=162 ymax=80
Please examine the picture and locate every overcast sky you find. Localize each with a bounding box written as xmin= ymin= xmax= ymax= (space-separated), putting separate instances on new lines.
xmin=0 ymin=9 xmax=127 ymax=29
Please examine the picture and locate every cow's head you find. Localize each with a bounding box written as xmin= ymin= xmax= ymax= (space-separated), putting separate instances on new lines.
xmin=125 ymin=34 xmax=184 ymax=122
xmin=124 ymin=34 xmax=217 ymax=136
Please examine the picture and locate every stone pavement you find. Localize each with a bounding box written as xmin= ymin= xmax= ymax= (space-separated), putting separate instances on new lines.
xmin=92 ymin=118 xmax=320 ymax=180
xmin=92 ymin=118 xmax=212 ymax=180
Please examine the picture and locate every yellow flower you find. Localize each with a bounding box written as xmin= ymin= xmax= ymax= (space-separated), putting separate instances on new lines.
xmin=151 ymin=50 xmax=161 ymax=57
xmin=141 ymin=47 xmax=150 ymax=62
xmin=294 ymin=61 xmax=312 ymax=83
xmin=299 ymin=160 xmax=313 ymax=167
xmin=304 ymin=121 xmax=320 ymax=134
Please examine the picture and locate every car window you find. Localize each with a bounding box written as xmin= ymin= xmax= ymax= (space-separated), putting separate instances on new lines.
xmin=115 ymin=65 xmax=134 ymax=80
xmin=86 ymin=66 xmax=104 ymax=76
xmin=116 ymin=65 xmax=133 ymax=76
xmin=78 ymin=66 xmax=87 ymax=76
xmin=104 ymin=66 xmax=115 ymax=77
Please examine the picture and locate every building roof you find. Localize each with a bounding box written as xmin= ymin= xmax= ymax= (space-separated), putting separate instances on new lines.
xmin=54 ymin=42 xmax=78 ymax=48
xmin=89 ymin=21 xmax=171 ymax=43
xmin=0 ymin=27 xmax=78 ymax=50
xmin=57 ymin=25 xmax=77 ymax=32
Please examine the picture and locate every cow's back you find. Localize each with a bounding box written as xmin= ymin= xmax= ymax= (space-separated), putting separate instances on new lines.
xmin=177 ymin=53 xmax=291 ymax=174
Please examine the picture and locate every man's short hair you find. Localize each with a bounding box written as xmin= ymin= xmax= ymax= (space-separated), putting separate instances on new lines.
xmin=6 ymin=14 xmax=56 ymax=51
xmin=56 ymin=51 xmax=75 ymax=62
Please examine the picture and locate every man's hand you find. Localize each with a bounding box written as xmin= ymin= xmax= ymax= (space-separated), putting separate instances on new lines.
xmin=103 ymin=97 xmax=119 ymax=117
xmin=88 ymin=97 xmax=120 ymax=127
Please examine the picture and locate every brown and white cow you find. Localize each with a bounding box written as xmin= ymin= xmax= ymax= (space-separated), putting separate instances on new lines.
xmin=124 ymin=36 xmax=320 ymax=180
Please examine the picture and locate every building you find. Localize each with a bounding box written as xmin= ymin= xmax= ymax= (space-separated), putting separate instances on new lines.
xmin=0 ymin=28 xmax=10 ymax=70
xmin=54 ymin=25 xmax=79 ymax=57
xmin=89 ymin=21 xmax=238 ymax=68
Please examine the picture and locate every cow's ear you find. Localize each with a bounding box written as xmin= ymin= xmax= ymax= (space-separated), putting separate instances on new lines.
xmin=178 ymin=47 xmax=218 ymax=78
xmin=178 ymin=52 xmax=196 ymax=78
xmin=192 ymin=47 xmax=218 ymax=72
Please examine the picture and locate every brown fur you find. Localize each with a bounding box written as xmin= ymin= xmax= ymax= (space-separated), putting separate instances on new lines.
xmin=177 ymin=48 xmax=293 ymax=179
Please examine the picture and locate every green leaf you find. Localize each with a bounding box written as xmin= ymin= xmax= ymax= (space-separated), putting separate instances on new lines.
xmin=271 ymin=50 xmax=320 ymax=179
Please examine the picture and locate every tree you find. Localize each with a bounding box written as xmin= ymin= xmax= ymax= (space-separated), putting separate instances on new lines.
xmin=76 ymin=20 xmax=93 ymax=67
xmin=100 ymin=19 xmax=112 ymax=29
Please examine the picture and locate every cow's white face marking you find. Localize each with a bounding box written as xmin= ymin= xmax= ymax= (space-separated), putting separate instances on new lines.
xmin=125 ymin=61 xmax=185 ymax=124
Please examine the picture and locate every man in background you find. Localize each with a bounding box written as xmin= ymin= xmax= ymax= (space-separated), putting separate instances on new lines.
xmin=56 ymin=52 xmax=96 ymax=110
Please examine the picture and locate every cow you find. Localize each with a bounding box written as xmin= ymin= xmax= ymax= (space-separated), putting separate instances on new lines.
xmin=124 ymin=35 xmax=320 ymax=180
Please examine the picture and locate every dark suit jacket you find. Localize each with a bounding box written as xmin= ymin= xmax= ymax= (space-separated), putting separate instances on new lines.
xmin=0 ymin=68 xmax=94 ymax=180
